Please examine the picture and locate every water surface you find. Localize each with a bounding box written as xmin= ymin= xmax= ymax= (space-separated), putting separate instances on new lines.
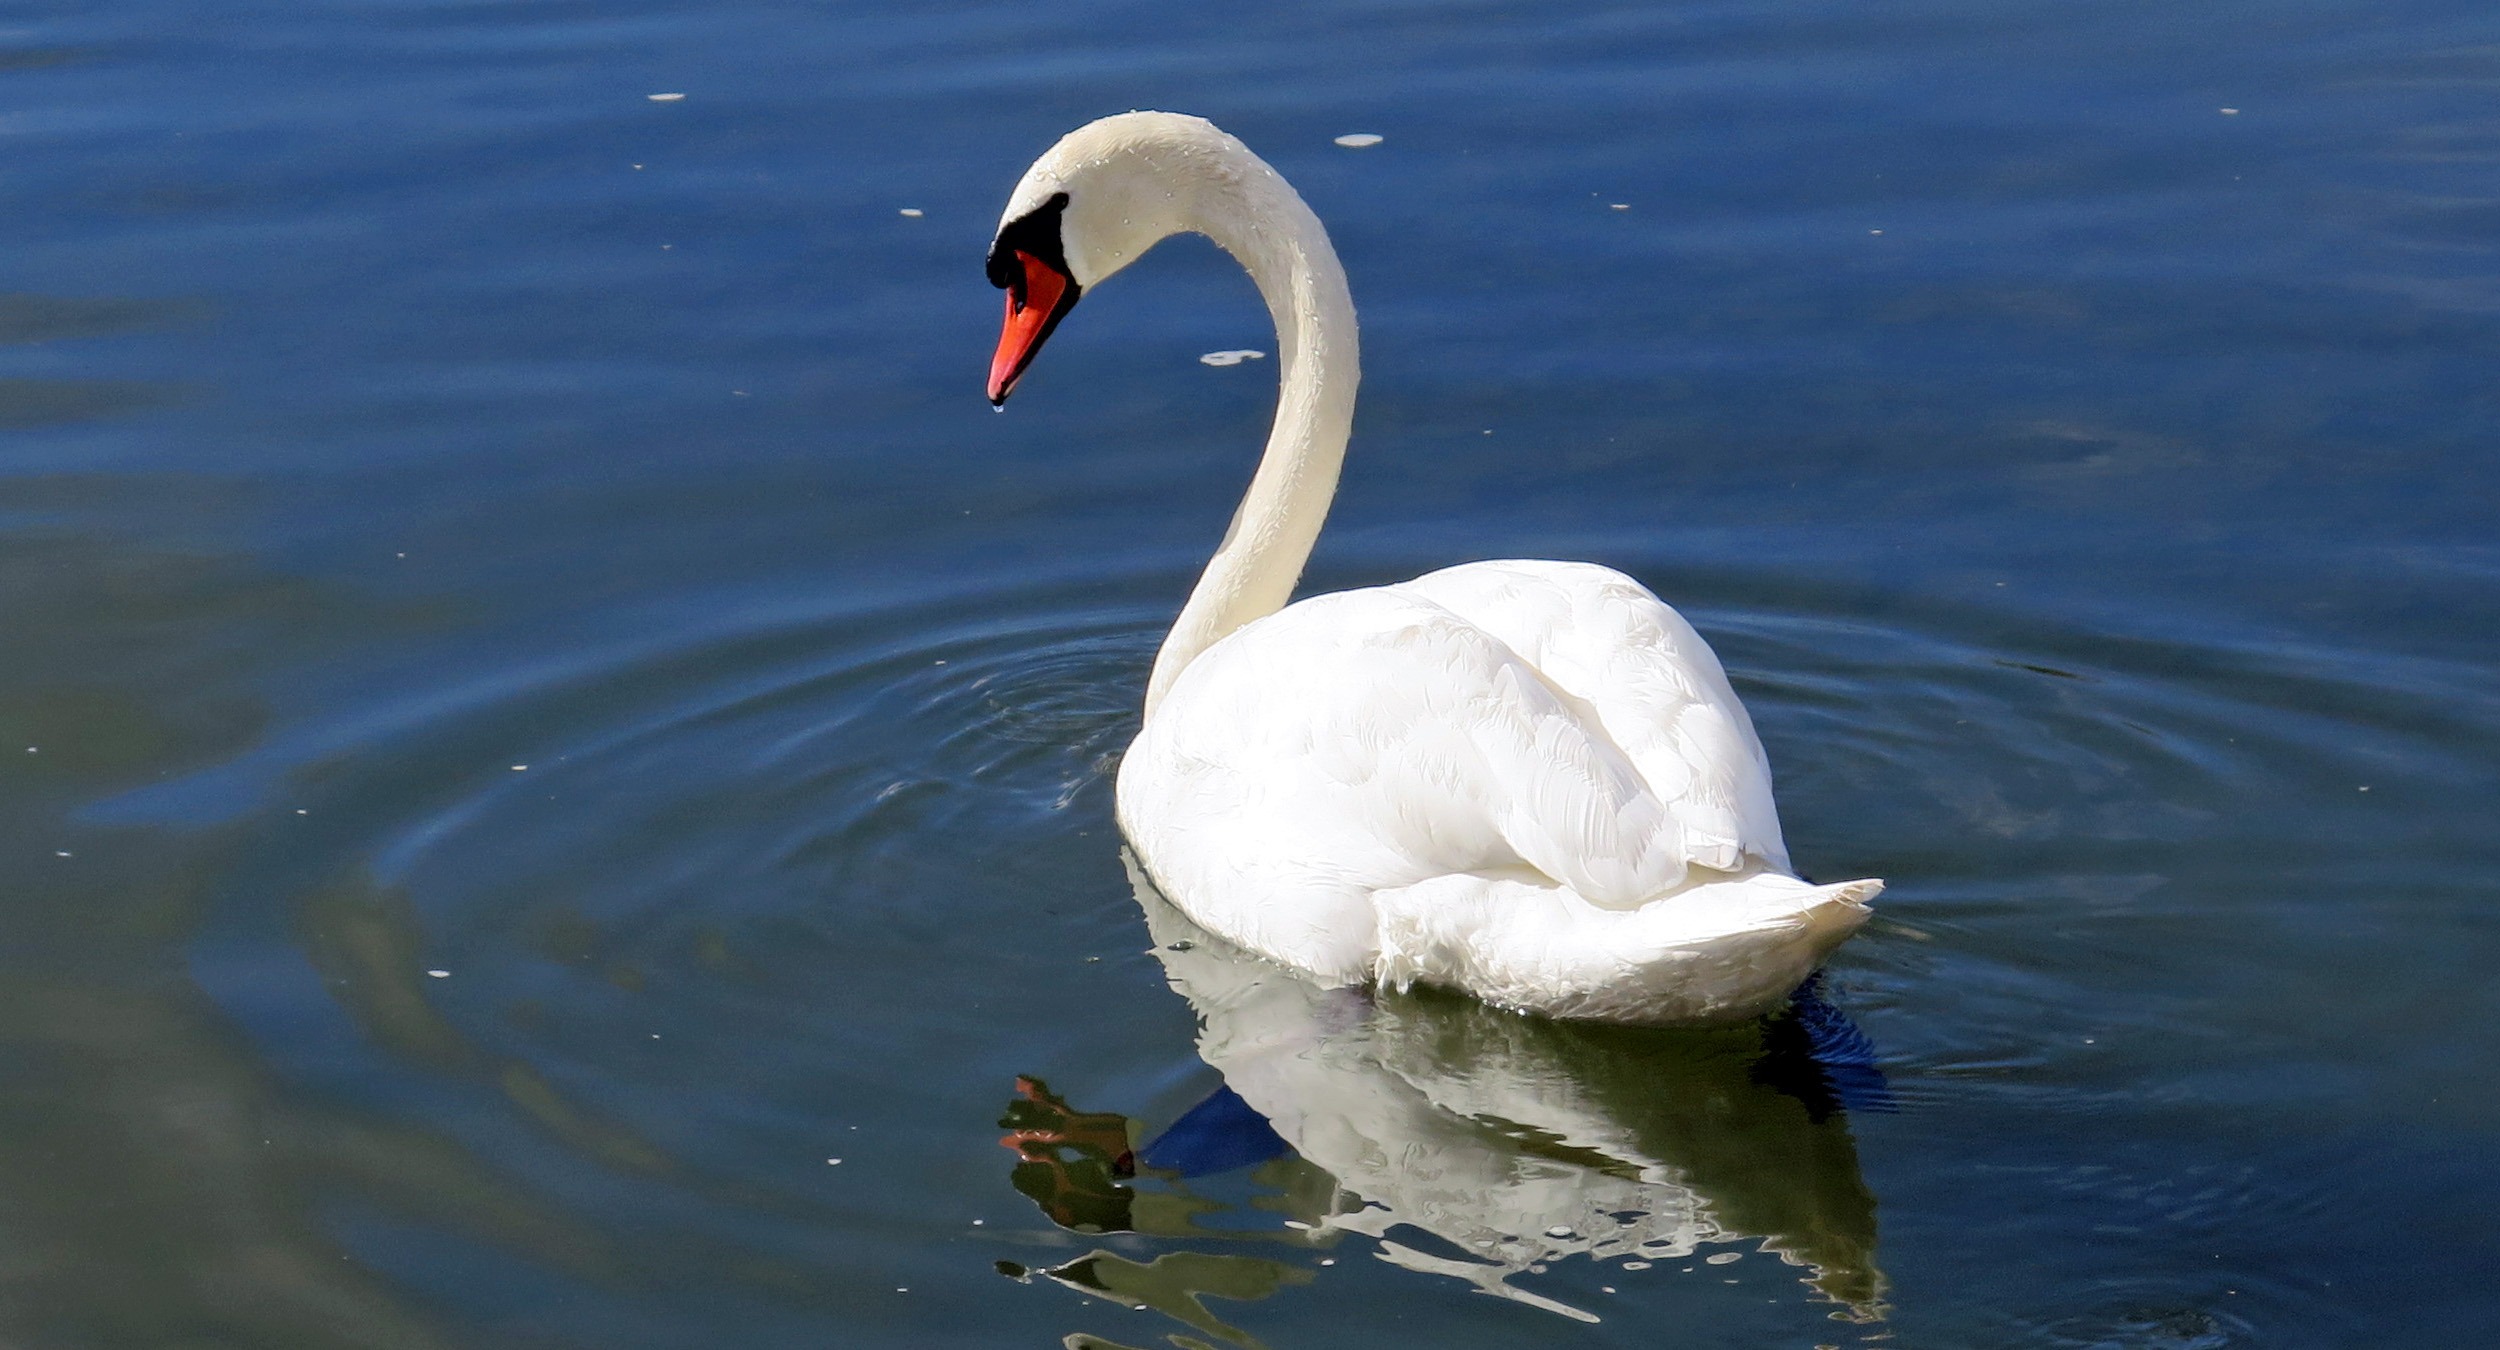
xmin=2 ymin=0 xmax=2496 ymax=1346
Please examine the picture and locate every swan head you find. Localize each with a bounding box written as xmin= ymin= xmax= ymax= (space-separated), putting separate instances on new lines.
xmin=986 ymin=111 xmax=1243 ymax=405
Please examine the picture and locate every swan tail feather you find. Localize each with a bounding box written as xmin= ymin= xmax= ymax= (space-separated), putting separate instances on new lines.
xmin=1373 ymin=872 xmax=1880 ymax=1026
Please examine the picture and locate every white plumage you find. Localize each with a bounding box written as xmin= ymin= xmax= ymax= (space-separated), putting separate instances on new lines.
xmin=1118 ymin=559 xmax=1875 ymax=1023
xmin=989 ymin=113 xmax=1878 ymax=1023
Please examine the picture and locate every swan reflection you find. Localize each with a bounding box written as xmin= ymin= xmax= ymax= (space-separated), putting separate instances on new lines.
xmin=996 ymin=860 xmax=1889 ymax=1343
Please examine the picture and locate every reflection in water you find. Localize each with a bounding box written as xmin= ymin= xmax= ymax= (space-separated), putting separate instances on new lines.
xmin=0 ymin=519 xmax=779 ymax=1345
xmin=1019 ymin=1249 xmax=1314 ymax=1350
xmin=999 ymin=857 xmax=1889 ymax=1345
xmin=0 ymin=525 xmax=479 ymax=1347
xmin=0 ymin=293 xmax=197 ymax=428
xmin=1000 ymin=1075 xmax=1142 ymax=1233
xmin=297 ymin=875 xmax=684 ymax=1181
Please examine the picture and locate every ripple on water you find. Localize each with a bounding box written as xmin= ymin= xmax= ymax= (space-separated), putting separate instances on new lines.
xmin=2025 ymin=1302 xmax=2258 ymax=1350
xmin=417 ymin=602 xmax=1158 ymax=981
xmin=184 ymin=565 xmax=2487 ymax=1339
xmin=1690 ymin=582 xmax=2496 ymax=1102
xmin=212 ymin=585 xmax=1174 ymax=1263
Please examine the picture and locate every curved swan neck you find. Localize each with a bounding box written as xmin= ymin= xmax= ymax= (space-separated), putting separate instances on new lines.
xmin=1141 ymin=144 xmax=1359 ymax=722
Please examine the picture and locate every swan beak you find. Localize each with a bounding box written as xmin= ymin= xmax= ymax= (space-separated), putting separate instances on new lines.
xmin=988 ymin=249 xmax=1080 ymax=406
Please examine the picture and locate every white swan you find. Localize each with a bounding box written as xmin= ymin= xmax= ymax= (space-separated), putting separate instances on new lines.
xmin=986 ymin=112 xmax=1879 ymax=1024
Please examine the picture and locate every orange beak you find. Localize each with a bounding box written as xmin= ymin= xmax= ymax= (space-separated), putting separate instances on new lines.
xmin=988 ymin=249 xmax=1077 ymax=406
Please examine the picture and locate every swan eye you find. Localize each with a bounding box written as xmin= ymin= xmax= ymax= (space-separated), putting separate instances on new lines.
xmin=986 ymin=191 xmax=1072 ymax=292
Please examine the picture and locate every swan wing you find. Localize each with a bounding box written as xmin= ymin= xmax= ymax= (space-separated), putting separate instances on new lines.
xmin=1396 ymin=559 xmax=1790 ymax=874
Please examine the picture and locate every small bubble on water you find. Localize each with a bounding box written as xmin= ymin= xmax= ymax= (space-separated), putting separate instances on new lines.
xmin=648 ymin=92 xmax=685 ymax=102
xmin=899 ymin=208 xmax=923 ymax=217
xmin=426 ymin=970 xmax=450 ymax=978
xmin=1200 ymin=349 xmax=1266 ymax=367
xmin=1334 ymin=133 xmax=1383 ymax=148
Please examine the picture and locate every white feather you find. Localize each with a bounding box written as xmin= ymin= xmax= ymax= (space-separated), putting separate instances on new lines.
xmin=1119 ymin=562 xmax=1877 ymax=1023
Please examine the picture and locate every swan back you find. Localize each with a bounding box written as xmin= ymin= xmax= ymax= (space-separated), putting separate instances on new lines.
xmin=1399 ymin=560 xmax=1790 ymax=875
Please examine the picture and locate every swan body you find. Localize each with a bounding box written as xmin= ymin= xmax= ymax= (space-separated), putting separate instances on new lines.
xmin=987 ymin=112 xmax=1877 ymax=1024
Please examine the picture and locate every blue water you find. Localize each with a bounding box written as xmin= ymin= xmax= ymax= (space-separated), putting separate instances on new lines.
xmin=3 ymin=0 xmax=2495 ymax=1345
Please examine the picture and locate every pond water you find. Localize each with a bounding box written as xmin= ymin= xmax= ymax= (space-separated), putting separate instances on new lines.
xmin=3 ymin=0 xmax=2496 ymax=1346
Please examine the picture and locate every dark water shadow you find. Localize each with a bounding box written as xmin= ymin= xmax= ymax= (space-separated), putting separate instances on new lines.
xmin=0 ymin=522 xmax=497 ymax=1347
xmin=0 ymin=293 xmax=203 ymax=429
